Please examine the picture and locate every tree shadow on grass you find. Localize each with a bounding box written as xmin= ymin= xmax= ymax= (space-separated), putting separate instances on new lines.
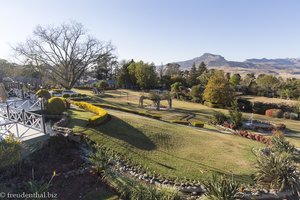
xmin=69 ymin=111 xmax=156 ymax=151
xmin=94 ymin=115 xmax=156 ymax=151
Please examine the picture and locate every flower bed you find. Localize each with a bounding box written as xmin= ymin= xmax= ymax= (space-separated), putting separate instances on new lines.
xmin=220 ymin=122 xmax=272 ymax=145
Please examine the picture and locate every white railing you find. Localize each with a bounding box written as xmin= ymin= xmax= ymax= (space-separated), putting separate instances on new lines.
xmin=0 ymin=104 xmax=46 ymax=134
xmin=0 ymin=121 xmax=21 ymax=139
xmin=9 ymin=88 xmax=34 ymax=100
xmin=0 ymin=87 xmax=47 ymax=140
xmin=15 ymin=99 xmax=41 ymax=110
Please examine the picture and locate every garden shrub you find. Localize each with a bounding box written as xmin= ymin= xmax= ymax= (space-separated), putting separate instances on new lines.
xmin=204 ymin=175 xmax=240 ymax=200
xmin=62 ymin=94 xmax=70 ymax=98
xmin=170 ymin=120 xmax=190 ymax=125
xmin=271 ymin=135 xmax=295 ymax=155
xmin=47 ymin=97 xmax=67 ymax=115
xmin=0 ymin=135 xmax=21 ymax=169
xmin=255 ymin=151 xmax=300 ymax=193
xmin=191 ymin=121 xmax=204 ymax=128
xmin=70 ymin=100 xmax=108 ymax=126
xmin=36 ymin=89 xmax=51 ymax=100
xmin=290 ymin=112 xmax=299 ymax=120
xmin=253 ymin=102 xmax=295 ymax=115
xmin=283 ymin=112 xmax=291 ymax=119
xmin=272 ymin=109 xmax=283 ymax=118
xmin=229 ymin=100 xmax=243 ymax=128
xmin=102 ymin=169 xmax=182 ymax=200
xmin=265 ymin=109 xmax=283 ymax=118
xmin=265 ymin=109 xmax=273 ymax=117
xmin=253 ymin=102 xmax=279 ymax=114
xmin=210 ymin=111 xmax=228 ymax=125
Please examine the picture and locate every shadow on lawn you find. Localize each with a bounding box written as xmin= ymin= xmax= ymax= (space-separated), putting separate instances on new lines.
xmin=95 ymin=115 xmax=156 ymax=151
xmin=70 ymin=112 xmax=156 ymax=151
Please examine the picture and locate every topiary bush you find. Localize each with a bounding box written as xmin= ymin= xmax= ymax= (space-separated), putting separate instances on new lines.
xmin=36 ymin=89 xmax=51 ymax=100
xmin=47 ymin=97 xmax=67 ymax=115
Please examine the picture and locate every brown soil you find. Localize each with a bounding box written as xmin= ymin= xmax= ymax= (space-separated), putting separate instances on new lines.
xmin=0 ymin=135 xmax=118 ymax=200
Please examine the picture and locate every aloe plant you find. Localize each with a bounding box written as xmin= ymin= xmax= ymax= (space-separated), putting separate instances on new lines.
xmin=255 ymin=151 xmax=300 ymax=193
xmin=203 ymin=175 xmax=240 ymax=200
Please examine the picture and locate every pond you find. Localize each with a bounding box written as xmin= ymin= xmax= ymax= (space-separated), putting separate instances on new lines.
xmin=243 ymin=120 xmax=273 ymax=132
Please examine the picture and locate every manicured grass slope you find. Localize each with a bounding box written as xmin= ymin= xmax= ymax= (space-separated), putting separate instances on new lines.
xmin=74 ymin=89 xmax=300 ymax=147
xmin=70 ymin=108 xmax=263 ymax=183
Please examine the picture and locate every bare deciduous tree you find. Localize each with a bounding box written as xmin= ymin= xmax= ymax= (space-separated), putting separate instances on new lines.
xmin=14 ymin=21 xmax=115 ymax=89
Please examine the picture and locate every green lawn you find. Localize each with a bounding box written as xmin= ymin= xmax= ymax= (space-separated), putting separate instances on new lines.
xmin=69 ymin=107 xmax=263 ymax=184
xmin=74 ymin=88 xmax=300 ymax=147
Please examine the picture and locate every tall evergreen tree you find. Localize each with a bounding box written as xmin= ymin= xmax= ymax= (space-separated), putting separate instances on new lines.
xmin=188 ymin=63 xmax=198 ymax=87
xmin=117 ymin=59 xmax=135 ymax=88
xmin=197 ymin=62 xmax=207 ymax=76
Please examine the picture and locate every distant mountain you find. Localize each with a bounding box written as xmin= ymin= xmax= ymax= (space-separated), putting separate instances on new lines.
xmin=173 ymin=53 xmax=300 ymax=78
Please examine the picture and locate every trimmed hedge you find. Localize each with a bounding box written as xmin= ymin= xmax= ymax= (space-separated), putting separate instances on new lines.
xmin=170 ymin=120 xmax=190 ymax=125
xmin=51 ymin=89 xmax=63 ymax=93
xmin=70 ymin=100 xmax=108 ymax=126
xmin=92 ymin=103 xmax=161 ymax=120
xmin=237 ymin=98 xmax=252 ymax=112
xmin=191 ymin=121 xmax=205 ymax=128
xmin=62 ymin=94 xmax=70 ymax=98
xmin=47 ymin=97 xmax=67 ymax=115
xmin=252 ymin=102 xmax=296 ymax=114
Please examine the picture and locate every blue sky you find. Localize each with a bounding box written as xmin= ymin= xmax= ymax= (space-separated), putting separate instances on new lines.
xmin=0 ymin=0 xmax=300 ymax=64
